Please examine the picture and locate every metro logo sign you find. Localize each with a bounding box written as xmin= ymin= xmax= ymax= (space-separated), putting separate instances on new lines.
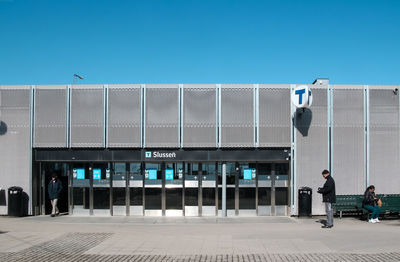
xmin=291 ymin=85 xmax=313 ymax=108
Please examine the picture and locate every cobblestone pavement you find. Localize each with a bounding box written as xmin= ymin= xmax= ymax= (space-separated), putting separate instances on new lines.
xmin=0 ymin=233 xmax=400 ymax=262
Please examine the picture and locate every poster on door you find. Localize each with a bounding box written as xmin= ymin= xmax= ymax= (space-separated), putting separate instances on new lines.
xmin=165 ymin=169 xmax=174 ymax=180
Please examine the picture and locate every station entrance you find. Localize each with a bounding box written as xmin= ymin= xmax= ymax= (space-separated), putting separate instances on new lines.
xmin=35 ymin=149 xmax=290 ymax=216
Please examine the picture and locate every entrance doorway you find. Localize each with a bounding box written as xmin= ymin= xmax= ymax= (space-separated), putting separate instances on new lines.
xmin=40 ymin=163 xmax=69 ymax=215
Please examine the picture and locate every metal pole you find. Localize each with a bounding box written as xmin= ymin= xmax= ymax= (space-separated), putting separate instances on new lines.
xmin=222 ymin=163 xmax=227 ymax=217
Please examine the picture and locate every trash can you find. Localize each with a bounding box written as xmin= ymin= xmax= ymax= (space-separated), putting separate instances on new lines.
xmin=8 ymin=186 xmax=26 ymax=217
xmin=298 ymin=187 xmax=312 ymax=217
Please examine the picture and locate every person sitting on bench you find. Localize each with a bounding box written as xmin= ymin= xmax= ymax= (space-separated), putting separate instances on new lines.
xmin=362 ymin=185 xmax=381 ymax=223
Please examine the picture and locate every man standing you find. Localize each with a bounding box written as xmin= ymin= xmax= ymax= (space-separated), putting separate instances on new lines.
xmin=48 ymin=174 xmax=63 ymax=217
xmin=317 ymin=170 xmax=336 ymax=228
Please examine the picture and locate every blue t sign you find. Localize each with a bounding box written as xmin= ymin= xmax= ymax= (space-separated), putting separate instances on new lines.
xmin=291 ymin=85 xmax=311 ymax=109
xmin=295 ymin=88 xmax=306 ymax=104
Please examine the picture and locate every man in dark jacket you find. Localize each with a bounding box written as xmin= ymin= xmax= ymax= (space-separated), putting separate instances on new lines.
xmin=317 ymin=170 xmax=336 ymax=228
xmin=48 ymin=174 xmax=63 ymax=217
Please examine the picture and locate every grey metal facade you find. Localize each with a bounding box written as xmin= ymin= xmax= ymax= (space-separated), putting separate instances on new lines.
xmin=0 ymin=86 xmax=31 ymax=215
xmin=258 ymin=85 xmax=291 ymax=147
xmin=34 ymin=85 xmax=68 ymax=147
xmin=220 ymin=84 xmax=254 ymax=147
xmin=332 ymin=85 xmax=365 ymax=195
xmin=295 ymin=86 xmax=329 ymax=215
xmin=70 ymin=85 xmax=104 ymax=147
xmin=107 ymin=85 xmax=141 ymax=148
xmin=0 ymin=82 xmax=400 ymax=216
xmin=182 ymin=84 xmax=217 ymax=147
xmin=369 ymin=85 xmax=400 ymax=193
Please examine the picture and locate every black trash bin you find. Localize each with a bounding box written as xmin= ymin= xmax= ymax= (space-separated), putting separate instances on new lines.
xmin=8 ymin=186 xmax=27 ymax=217
xmin=298 ymin=187 xmax=312 ymax=217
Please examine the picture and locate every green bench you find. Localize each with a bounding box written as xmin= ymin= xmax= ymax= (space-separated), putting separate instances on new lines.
xmin=333 ymin=195 xmax=363 ymax=218
xmin=334 ymin=194 xmax=400 ymax=219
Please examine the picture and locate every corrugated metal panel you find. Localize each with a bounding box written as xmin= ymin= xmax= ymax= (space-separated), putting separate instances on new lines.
xmin=296 ymin=86 xmax=328 ymax=215
xmin=369 ymin=86 xmax=400 ymax=193
xmin=183 ymin=85 xmax=216 ymax=148
xmin=258 ymin=85 xmax=290 ymax=147
xmin=0 ymin=86 xmax=31 ymax=213
xmin=220 ymin=84 xmax=254 ymax=147
xmin=332 ymin=86 xmax=364 ymax=195
xmin=107 ymin=85 xmax=141 ymax=148
xmin=145 ymin=84 xmax=179 ymax=148
xmin=34 ymin=86 xmax=67 ymax=147
xmin=70 ymin=86 xmax=104 ymax=147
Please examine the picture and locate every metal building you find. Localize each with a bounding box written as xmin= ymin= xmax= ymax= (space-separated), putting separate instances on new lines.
xmin=0 ymin=80 xmax=399 ymax=216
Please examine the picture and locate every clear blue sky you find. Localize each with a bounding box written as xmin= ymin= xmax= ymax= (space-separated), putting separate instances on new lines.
xmin=0 ymin=0 xmax=399 ymax=85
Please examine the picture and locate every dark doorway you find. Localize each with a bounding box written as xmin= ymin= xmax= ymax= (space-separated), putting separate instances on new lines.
xmin=41 ymin=163 xmax=69 ymax=215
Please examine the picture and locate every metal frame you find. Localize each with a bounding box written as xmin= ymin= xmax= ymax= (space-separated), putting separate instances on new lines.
xmin=142 ymin=85 xmax=146 ymax=148
xmin=254 ymin=84 xmax=259 ymax=148
xmin=289 ymin=84 xmax=297 ymax=215
xmin=328 ymin=85 xmax=333 ymax=175
xmin=67 ymin=85 xmax=72 ymax=148
xmin=29 ymin=85 xmax=35 ymax=214
xmin=179 ymin=84 xmax=183 ymax=148
xmin=104 ymin=85 xmax=108 ymax=148
xmin=217 ymin=84 xmax=222 ymax=148
xmin=364 ymin=85 xmax=370 ymax=187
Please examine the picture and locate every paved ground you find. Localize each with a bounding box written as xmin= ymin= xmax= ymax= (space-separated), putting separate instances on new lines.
xmin=0 ymin=215 xmax=399 ymax=261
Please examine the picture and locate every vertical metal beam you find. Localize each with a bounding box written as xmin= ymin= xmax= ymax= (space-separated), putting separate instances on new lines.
xmin=179 ymin=84 xmax=183 ymax=148
xmin=29 ymin=85 xmax=35 ymax=215
xmin=222 ymin=163 xmax=227 ymax=217
xmin=365 ymin=85 xmax=370 ymax=187
xmin=328 ymin=85 xmax=333 ymax=175
xmin=217 ymin=84 xmax=222 ymax=148
xmin=289 ymin=84 xmax=297 ymax=215
xmin=142 ymin=85 xmax=146 ymax=148
xmin=254 ymin=84 xmax=259 ymax=148
xmin=67 ymin=85 xmax=72 ymax=148
xmin=216 ymin=85 xmax=219 ymax=148
xmin=103 ymin=84 xmax=108 ymax=148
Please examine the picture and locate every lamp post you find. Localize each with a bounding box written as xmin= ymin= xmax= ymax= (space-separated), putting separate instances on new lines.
xmin=73 ymin=74 xmax=84 ymax=85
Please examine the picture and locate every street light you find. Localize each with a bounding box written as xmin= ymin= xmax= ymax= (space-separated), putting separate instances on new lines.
xmin=73 ymin=74 xmax=84 ymax=84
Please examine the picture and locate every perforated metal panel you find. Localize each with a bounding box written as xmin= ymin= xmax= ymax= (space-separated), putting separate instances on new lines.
xmin=0 ymin=86 xmax=31 ymax=213
xmin=220 ymin=85 xmax=254 ymax=148
xmin=369 ymin=86 xmax=400 ymax=193
xmin=296 ymin=86 xmax=328 ymax=215
xmin=107 ymin=85 xmax=141 ymax=148
xmin=183 ymin=85 xmax=216 ymax=148
xmin=332 ymin=86 xmax=364 ymax=195
xmin=34 ymin=86 xmax=67 ymax=147
xmin=258 ymin=85 xmax=290 ymax=147
xmin=70 ymin=86 xmax=104 ymax=147
xmin=145 ymin=85 xmax=179 ymax=148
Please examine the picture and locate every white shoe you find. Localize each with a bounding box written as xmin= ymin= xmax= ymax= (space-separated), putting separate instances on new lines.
xmin=374 ymin=218 xmax=381 ymax=223
xmin=369 ymin=219 xmax=376 ymax=223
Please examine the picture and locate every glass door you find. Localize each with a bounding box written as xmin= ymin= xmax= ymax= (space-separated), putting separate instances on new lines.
xmin=165 ymin=162 xmax=183 ymax=216
xmin=71 ymin=163 xmax=90 ymax=215
xmin=257 ymin=163 xmax=272 ymax=216
xmin=92 ymin=163 xmax=111 ymax=216
xmin=274 ymin=163 xmax=290 ymax=216
xmin=218 ymin=163 xmax=237 ymax=216
xmin=238 ymin=163 xmax=257 ymax=216
xmin=184 ymin=163 xmax=199 ymax=216
xmin=144 ymin=163 xmax=162 ymax=216
xmin=200 ymin=163 xmax=217 ymax=216
xmin=129 ymin=163 xmax=143 ymax=216
xmin=112 ymin=163 xmax=127 ymax=216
